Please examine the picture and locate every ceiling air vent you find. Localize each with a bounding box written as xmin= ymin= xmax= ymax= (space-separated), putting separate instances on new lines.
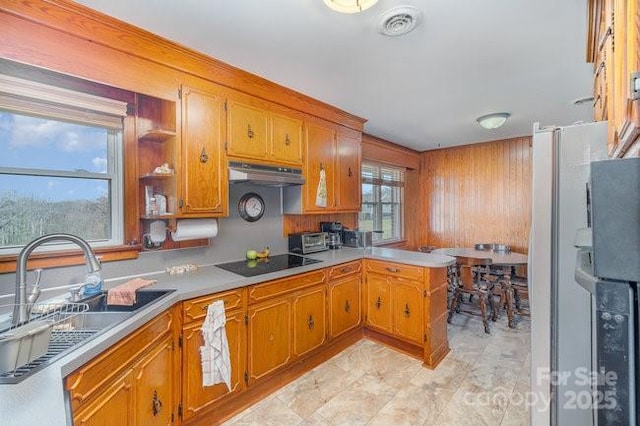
xmin=377 ymin=6 xmax=421 ymax=37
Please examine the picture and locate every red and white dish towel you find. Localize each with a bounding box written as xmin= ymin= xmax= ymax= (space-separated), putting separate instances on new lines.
xmin=106 ymin=278 xmax=156 ymax=306
xmin=200 ymin=300 xmax=231 ymax=390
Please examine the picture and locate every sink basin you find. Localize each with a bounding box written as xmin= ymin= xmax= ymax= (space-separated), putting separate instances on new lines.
xmin=71 ymin=311 xmax=134 ymax=329
xmin=80 ymin=289 xmax=175 ymax=313
xmin=0 ymin=289 xmax=175 ymax=384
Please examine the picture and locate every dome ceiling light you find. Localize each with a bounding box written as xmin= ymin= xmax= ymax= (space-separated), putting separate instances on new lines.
xmin=476 ymin=112 xmax=511 ymax=129
xmin=323 ymin=0 xmax=378 ymax=14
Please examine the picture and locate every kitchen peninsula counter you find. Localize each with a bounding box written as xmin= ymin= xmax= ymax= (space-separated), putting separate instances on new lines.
xmin=0 ymin=247 xmax=454 ymax=426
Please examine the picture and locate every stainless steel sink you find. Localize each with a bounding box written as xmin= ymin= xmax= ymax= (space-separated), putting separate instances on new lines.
xmin=80 ymin=289 xmax=175 ymax=313
xmin=0 ymin=289 xmax=175 ymax=383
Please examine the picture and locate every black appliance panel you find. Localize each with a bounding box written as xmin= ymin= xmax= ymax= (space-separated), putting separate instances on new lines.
xmin=215 ymin=254 xmax=322 ymax=277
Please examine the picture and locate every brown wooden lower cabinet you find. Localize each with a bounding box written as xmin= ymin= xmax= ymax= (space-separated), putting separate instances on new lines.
xmin=72 ymin=369 xmax=134 ymax=426
xmin=365 ymin=273 xmax=393 ymax=333
xmin=65 ymin=260 xmax=450 ymax=425
xmin=364 ymin=259 xmax=449 ymax=367
xmin=181 ymin=308 xmax=247 ymax=421
xmin=328 ymin=272 xmax=362 ymax=339
xmin=65 ymin=307 xmax=178 ymax=425
xmin=292 ymin=284 xmax=326 ymax=357
xmin=247 ymin=297 xmax=292 ymax=383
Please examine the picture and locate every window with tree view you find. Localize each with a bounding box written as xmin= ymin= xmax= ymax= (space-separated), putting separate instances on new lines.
xmin=0 ymin=75 xmax=125 ymax=253
xmin=359 ymin=162 xmax=404 ymax=244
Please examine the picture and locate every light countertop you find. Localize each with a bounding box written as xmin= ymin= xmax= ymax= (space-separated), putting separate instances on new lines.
xmin=0 ymin=247 xmax=454 ymax=426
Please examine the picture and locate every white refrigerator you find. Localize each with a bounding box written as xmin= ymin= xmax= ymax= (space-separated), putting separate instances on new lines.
xmin=529 ymin=121 xmax=608 ymax=426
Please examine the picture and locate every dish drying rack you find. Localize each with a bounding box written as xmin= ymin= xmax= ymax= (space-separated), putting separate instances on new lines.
xmin=0 ymin=302 xmax=89 ymax=377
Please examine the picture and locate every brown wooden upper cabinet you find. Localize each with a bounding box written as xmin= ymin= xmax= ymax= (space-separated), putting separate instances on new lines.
xmin=285 ymin=119 xmax=361 ymax=214
xmin=179 ymin=84 xmax=228 ymax=216
xmin=336 ymin=128 xmax=362 ymax=211
xmin=270 ymin=111 xmax=303 ymax=165
xmin=588 ymin=0 xmax=640 ymax=156
xmin=226 ymin=95 xmax=303 ymax=166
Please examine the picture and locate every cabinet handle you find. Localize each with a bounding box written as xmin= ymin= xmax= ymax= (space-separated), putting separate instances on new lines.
xmin=348 ymin=167 xmax=352 ymax=177
xmin=341 ymin=267 xmax=352 ymax=273
xmin=319 ymin=162 xmax=324 ymax=171
xmin=199 ymin=147 xmax=209 ymax=163
xmin=152 ymin=390 xmax=163 ymax=416
xmin=375 ymin=296 xmax=382 ymax=309
xmin=308 ymin=314 xmax=315 ymax=330
xmin=285 ymin=133 xmax=291 ymax=146
xmin=404 ymin=304 xmax=410 ymax=317
xmin=345 ymin=300 xmax=351 ymax=313
xmin=247 ymin=124 xmax=254 ymax=139
xmin=386 ymin=267 xmax=400 ymax=273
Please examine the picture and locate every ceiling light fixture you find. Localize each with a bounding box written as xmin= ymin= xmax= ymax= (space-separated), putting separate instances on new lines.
xmin=323 ymin=0 xmax=378 ymax=14
xmin=476 ymin=112 xmax=511 ymax=129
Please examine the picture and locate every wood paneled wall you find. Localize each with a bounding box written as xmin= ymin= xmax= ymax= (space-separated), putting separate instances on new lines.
xmin=283 ymin=213 xmax=357 ymax=236
xmin=417 ymin=136 xmax=532 ymax=254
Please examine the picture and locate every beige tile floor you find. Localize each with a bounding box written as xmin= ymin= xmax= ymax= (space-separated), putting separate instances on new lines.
xmin=223 ymin=314 xmax=531 ymax=426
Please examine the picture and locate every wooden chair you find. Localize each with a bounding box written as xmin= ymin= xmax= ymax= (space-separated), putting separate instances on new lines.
xmin=447 ymin=256 xmax=496 ymax=333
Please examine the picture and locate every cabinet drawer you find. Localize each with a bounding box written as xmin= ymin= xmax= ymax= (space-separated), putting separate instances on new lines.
xmin=183 ymin=288 xmax=246 ymax=323
xmin=249 ymin=269 xmax=326 ymax=303
xmin=328 ymin=260 xmax=362 ymax=280
xmin=365 ymin=259 xmax=424 ymax=281
xmin=66 ymin=308 xmax=174 ymax=412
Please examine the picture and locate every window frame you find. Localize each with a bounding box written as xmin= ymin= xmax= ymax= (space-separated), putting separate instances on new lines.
xmin=0 ymin=74 xmax=127 ymax=255
xmin=359 ymin=162 xmax=405 ymax=245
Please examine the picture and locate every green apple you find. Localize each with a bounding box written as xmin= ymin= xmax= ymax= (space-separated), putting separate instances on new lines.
xmin=246 ymin=249 xmax=257 ymax=260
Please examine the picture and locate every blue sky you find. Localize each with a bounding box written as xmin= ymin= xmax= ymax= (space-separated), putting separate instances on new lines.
xmin=0 ymin=112 xmax=110 ymax=202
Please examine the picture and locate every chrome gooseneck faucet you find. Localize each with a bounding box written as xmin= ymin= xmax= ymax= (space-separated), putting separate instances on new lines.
xmin=12 ymin=233 xmax=102 ymax=326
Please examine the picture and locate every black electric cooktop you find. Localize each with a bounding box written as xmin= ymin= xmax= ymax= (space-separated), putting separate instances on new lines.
xmin=215 ymin=254 xmax=322 ymax=277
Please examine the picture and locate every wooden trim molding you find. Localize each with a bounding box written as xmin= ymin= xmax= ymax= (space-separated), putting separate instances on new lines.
xmin=361 ymin=133 xmax=420 ymax=170
xmin=0 ymin=245 xmax=140 ymax=274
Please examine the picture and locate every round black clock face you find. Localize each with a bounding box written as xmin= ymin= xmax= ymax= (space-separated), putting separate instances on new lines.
xmin=238 ymin=192 xmax=265 ymax=222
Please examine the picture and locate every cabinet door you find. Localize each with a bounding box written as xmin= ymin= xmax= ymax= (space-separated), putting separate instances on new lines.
xmin=336 ymin=130 xmax=361 ymax=212
xmin=271 ymin=112 xmax=303 ymax=165
xmin=392 ymin=278 xmax=424 ymax=345
xmin=248 ymin=297 xmax=291 ymax=382
xmin=182 ymin=310 xmax=247 ymax=421
xmin=73 ymin=369 xmax=134 ymax=426
xmin=133 ymin=335 xmax=175 ymax=426
xmin=227 ymin=99 xmax=269 ymax=161
xmin=303 ymin=121 xmax=336 ymax=212
xmin=610 ymin=0 xmax=640 ymax=154
xmin=365 ymin=274 xmax=392 ymax=333
xmin=329 ymin=275 xmax=361 ymax=338
xmin=180 ymin=84 xmax=227 ymax=216
xmin=292 ymin=285 xmax=326 ymax=358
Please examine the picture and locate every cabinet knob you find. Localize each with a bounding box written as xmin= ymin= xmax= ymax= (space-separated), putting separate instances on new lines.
xmin=285 ymin=133 xmax=291 ymax=146
xmin=152 ymin=390 xmax=163 ymax=416
xmin=341 ymin=267 xmax=352 ymax=274
xmin=375 ymin=296 xmax=382 ymax=309
xmin=345 ymin=300 xmax=351 ymax=313
xmin=348 ymin=167 xmax=352 ymax=177
xmin=199 ymin=147 xmax=209 ymax=163
xmin=247 ymin=124 xmax=254 ymax=139
xmin=308 ymin=314 xmax=315 ymax=330
xmin=404 ymin=304 xmax=410 ymax=317
xmin=386 ymin=267 xmax=400 ymax=273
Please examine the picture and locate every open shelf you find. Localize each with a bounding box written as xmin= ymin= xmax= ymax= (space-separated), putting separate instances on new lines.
xmin=138 ymin=129 xmax=176 ymax=142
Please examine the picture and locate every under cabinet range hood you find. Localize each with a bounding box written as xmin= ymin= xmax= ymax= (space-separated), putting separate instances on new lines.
xmin=228 ymin=161 xmax=305 ymax=187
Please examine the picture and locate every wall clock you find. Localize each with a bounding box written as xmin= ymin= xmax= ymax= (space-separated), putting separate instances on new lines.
xmin=238 ymin=192 xmax=265 ymax=222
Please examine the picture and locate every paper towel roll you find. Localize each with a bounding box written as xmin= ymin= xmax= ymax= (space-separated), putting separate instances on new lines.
xmin=171 ymin=218 xmax=218 ymax=241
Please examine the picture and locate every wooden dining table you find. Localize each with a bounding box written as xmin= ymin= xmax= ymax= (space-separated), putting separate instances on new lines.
xmin=431 ymin=247 xmax=528 ymax=266
xmin=432 ymin=247 xmax=528 ymax=328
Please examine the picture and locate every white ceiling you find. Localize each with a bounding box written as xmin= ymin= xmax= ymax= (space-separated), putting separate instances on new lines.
xmin=74 ymin=0 xmax=594 ymax=151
